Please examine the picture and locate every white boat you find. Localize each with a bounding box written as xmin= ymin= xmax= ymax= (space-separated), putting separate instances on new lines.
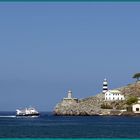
xmin=16 ymin=107 xmax=40 ymax=117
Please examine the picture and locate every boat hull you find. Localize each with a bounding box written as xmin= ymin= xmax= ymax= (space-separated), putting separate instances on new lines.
xmin=16 ymin=113 xmax=40 ymax=117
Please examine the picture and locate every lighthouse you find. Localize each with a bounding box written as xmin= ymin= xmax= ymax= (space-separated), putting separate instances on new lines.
xmin=102 ymin=78 xmax=108 ymax=94
xmin=67 ymin=90 xmax=72 ymax=99
xmin=63 ymin=90 xmax=78 ymax=104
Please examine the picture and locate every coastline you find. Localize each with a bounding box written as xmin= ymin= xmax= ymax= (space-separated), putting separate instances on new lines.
xmin=54 ymin=82 xmax=140 ymax=116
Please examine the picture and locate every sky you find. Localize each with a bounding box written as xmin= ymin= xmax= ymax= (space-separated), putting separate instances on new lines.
xmin=0 ymin=2 xmax=140 ymax=111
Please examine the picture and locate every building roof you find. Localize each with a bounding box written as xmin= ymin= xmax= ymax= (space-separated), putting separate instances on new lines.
xmin=107 ymin=90 xmax=121 ymax=94
xmin=132 ymin=103 xmax=140 ymax=106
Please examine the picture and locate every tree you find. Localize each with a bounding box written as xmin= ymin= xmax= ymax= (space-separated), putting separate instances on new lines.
xmin=132 ymin=73 xmax=140 ymax=81
xmin=126 ymin=96 xmax=138 ymax=105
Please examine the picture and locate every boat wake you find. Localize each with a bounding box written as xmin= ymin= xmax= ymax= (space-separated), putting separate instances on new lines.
xmin=0 ymin=115 xmax=16 ymax=118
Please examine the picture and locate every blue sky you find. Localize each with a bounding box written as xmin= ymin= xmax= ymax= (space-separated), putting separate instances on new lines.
xmin=0 ymin=2 xmax=140 ymax=111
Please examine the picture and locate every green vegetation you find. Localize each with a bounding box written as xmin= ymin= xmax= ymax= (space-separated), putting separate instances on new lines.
xmin=133 ymin=73 xmax=140 ymax=81
xmin=101 ymin=103 xmax=113 ymax=109
xmin=126 ymin=96 xmax=138 ymax=105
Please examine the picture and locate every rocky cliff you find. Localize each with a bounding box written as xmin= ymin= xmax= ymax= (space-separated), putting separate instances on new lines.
xmin=54 ymin=81 xmax=140 ymax=116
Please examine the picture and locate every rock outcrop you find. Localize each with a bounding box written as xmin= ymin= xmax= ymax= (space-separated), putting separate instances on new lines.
xmin=54 ymin=81 xmax=140 ymax=116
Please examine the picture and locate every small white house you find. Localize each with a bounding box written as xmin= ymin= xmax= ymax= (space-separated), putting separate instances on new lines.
xmin=105 ymin=90 xmax=125 ymax=101
xmin=132 ymin=104 xmax=140 ymax=113
xmin=132 ymin=98 xmax=140 ymax=113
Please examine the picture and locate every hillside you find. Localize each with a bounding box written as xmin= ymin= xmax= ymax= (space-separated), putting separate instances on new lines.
xmin=118 ymin=81 xmax=140 ymax=97
xmin=54 ymin=81 xmax=140 ymax=116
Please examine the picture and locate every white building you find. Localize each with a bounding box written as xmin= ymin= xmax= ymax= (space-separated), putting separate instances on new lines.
xmin=132 ymin=104 xmax=140 ymax=113
xmin=105 ymin=90 xmax=125 ymax=101
xmin=132 ymin=98 xmax=140 ymax=113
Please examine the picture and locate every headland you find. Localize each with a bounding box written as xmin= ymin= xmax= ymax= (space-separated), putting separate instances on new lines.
xmin=54 ymin=79 xmax=140 ymax=116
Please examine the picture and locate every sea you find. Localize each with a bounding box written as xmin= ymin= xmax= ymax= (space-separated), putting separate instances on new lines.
xmin=1 ymin=111 xmax=140 ymax=138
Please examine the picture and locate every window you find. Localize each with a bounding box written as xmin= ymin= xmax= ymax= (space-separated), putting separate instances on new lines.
xmin=136 ymin=108 xmax=139 ymax=111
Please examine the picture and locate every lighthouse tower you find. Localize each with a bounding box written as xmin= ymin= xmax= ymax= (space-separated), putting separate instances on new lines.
xmin=67 ymin=90 xmax=72 ymax=99
xmin=102 ymin=78 xmax=108 ymax=94
xmin=63 ymin=90 xmax=78 ymax=103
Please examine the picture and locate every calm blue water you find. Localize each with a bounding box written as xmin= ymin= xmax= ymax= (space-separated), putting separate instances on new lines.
xmin=0 ymin=112 xmax=140 ymax=138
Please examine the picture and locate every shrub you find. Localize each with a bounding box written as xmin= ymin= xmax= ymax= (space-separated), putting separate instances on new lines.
xmin=126 ymin=96 xmax=138 ymax=105
xmin=101 ymin=103 xmax=113 ymax=109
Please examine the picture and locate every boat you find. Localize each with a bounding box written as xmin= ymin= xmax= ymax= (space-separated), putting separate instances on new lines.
xmin=16 ymin=107 xmax=40 ymax=117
